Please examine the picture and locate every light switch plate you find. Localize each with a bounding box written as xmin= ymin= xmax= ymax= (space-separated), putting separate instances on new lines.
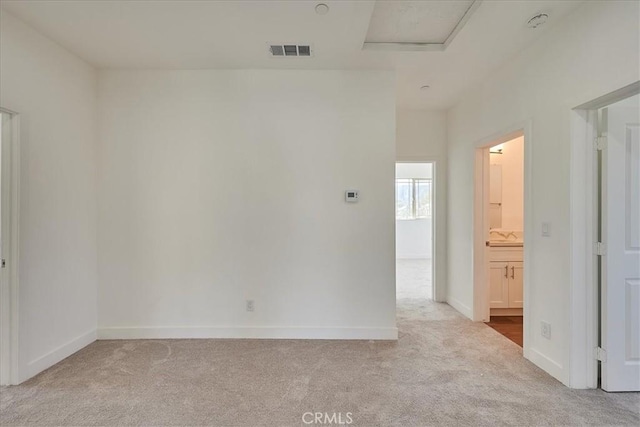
xmin=541 ymin=222 xmax=551 ymax=237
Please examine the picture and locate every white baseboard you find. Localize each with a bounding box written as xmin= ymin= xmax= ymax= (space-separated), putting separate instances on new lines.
xmin=490 ymin=308 xmax=523 ymax=316
xmin=446 ymin=296 xmax=473 ymax=319
xmin=98 ymin=326 xmax=398 ymax=341
xmin=528 ymin=347 xmax=564 ymax=383
xmin=25 ymin=329 xmax=96 ymax=382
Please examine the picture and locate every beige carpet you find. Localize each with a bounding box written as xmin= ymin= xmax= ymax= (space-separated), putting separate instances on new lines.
xmin=396 ymin=258 xmax=432 ymax=300
xmin=1 ymin=295 xmax=639 ymax=425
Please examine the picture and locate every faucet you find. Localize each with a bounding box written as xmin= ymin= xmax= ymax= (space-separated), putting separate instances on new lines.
xmin=506 ymin=231 xmax=518 ymax=240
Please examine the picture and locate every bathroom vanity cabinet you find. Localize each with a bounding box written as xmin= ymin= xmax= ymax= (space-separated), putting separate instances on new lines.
xmin=489 ymin=247 xmax=523 ymax=312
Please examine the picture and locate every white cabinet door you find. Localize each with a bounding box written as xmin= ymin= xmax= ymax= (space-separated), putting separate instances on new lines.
xmin=601 ymin=100 xmax=640 ymax=392
xmin=508 ymin=262 xmax=523 ymax=308
xmin=489 ymin=262 xmax=509 ymax=308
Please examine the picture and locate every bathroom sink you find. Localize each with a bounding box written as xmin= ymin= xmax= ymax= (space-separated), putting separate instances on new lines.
xmin=487 ymin=230 xmax=523 ymax=247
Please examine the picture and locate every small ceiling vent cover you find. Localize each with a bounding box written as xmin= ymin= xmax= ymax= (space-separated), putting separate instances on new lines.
xmin=269 ymin=44 xmax=312 ymax=57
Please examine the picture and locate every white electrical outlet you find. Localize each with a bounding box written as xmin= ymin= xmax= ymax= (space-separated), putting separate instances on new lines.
xmin=541 ymin=321 xmax=551 ymax=339
xmin=246 ymin=300 xmax=254 ymax=312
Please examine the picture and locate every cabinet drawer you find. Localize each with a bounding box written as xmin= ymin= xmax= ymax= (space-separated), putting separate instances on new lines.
xmin=489 ymin=247 xmax=523 ymax=262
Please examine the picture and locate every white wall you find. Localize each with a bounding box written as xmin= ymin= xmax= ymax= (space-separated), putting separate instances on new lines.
xmin=97 ymin=70 xmax=397 ymax=339
xmin=396 ymin=220 xmax=431 ymax=258
xmin=0 ymin=10 xmax=98 ymax=382
xmin=397 ymin=110 xmax=447 ymax=160
xmin=395 ymin=163 xmax=432 ymax=259
xmin=490 ymin=136 xmax=524 ymax=230
xmin=446 ymin=0 xmax=639 ymax=385
xmin=396 ymin=109 xmax=447 ymax=300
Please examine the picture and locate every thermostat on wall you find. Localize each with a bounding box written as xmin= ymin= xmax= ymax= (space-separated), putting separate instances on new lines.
xmin=345 ymin=190 xmax=359 ymax=203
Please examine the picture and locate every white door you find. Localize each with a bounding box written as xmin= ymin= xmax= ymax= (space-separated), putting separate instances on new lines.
xmin=0 ymin=112 xmax=8 ymax=385
xmin=601 ymin=96 xmax=640 ymax=391
xmin=0 ymin=112 xmax=6 ymax=385
xmin=0 ymin=109 xmax=16 ymax=385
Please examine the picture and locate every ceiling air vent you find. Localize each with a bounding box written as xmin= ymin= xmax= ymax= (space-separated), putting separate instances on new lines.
xmin=269 ymin=44 xmax=312 ymax=57
xmin=270 ymin=45 xmax=284 ymax=56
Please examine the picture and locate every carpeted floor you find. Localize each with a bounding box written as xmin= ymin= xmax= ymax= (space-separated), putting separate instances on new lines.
xmin=396 ymin=258 xmax=432 ymax=300
xmin=1 ymin=268 xmax=639 ymax=425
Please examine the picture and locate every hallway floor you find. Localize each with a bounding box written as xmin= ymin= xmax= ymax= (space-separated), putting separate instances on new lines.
xmin=396 ymin=258 xmax=432 ymax=300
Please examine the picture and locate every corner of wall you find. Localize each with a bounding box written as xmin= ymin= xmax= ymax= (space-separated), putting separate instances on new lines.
xmin=446 ymin=296 xmax=472 ymax=320
xmin=22 ymin=330 xmax=96 ymax=383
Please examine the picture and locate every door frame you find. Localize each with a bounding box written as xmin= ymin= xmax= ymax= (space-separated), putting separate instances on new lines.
xmin=472 ymin=121 xmax=533 ymax=362
xmin=569 ymin=81 xmax=640 ymax=389
xmin=395 ymin=157 xmax=445 ymax=302
xmin=0 ymin=107 xmax=20 ymax=386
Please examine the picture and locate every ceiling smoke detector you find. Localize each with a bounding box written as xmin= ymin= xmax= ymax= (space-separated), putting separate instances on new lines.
xmin=527 ymin=13 xmax=549 ymax=29
xmin=420 ymin=85 xmax=430 ymax=91
xmin=315 ymin=3 xmax=329 ymax=15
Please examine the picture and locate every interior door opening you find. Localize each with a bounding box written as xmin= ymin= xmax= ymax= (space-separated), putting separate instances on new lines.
xmin=0 ymin=107 xmax=18 ymax=386
xmin=596 ymin=93 xmax=640 ymax=392
xmin=484 ymin=136 xmax=525 ymax=347
xmin=395 ymin=162 xmax=434 ymax=302
xmin=0 ymin=110 xmax=11 ymax=385
xmin=473 ymin=131 xmax=527 ymax=349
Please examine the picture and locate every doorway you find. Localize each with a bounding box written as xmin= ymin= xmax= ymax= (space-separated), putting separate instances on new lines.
xmin=473 ymin=129 xmax=530 ymax=352
xmin=0 ymin=108 xmax=18 ymax=386
xmin=484 ymin=137 xmax=525 ymax=347
xmin=596 ymin=93 xmax=640 ymax=391
xmin=569 ymin=83 xmax=640 ymax=391
xmin=395 ymin=162 xmax=434 ymax=302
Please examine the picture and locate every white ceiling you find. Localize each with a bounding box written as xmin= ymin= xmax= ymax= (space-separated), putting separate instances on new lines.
xmin=0 ymin=0 xmax=583 ymax=110
xmin=365 ymin=0 xmax=475 ymax=44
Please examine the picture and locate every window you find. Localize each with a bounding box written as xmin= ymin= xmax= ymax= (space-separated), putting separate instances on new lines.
xmin=395 ymin=178 xmax=432 ymax=220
